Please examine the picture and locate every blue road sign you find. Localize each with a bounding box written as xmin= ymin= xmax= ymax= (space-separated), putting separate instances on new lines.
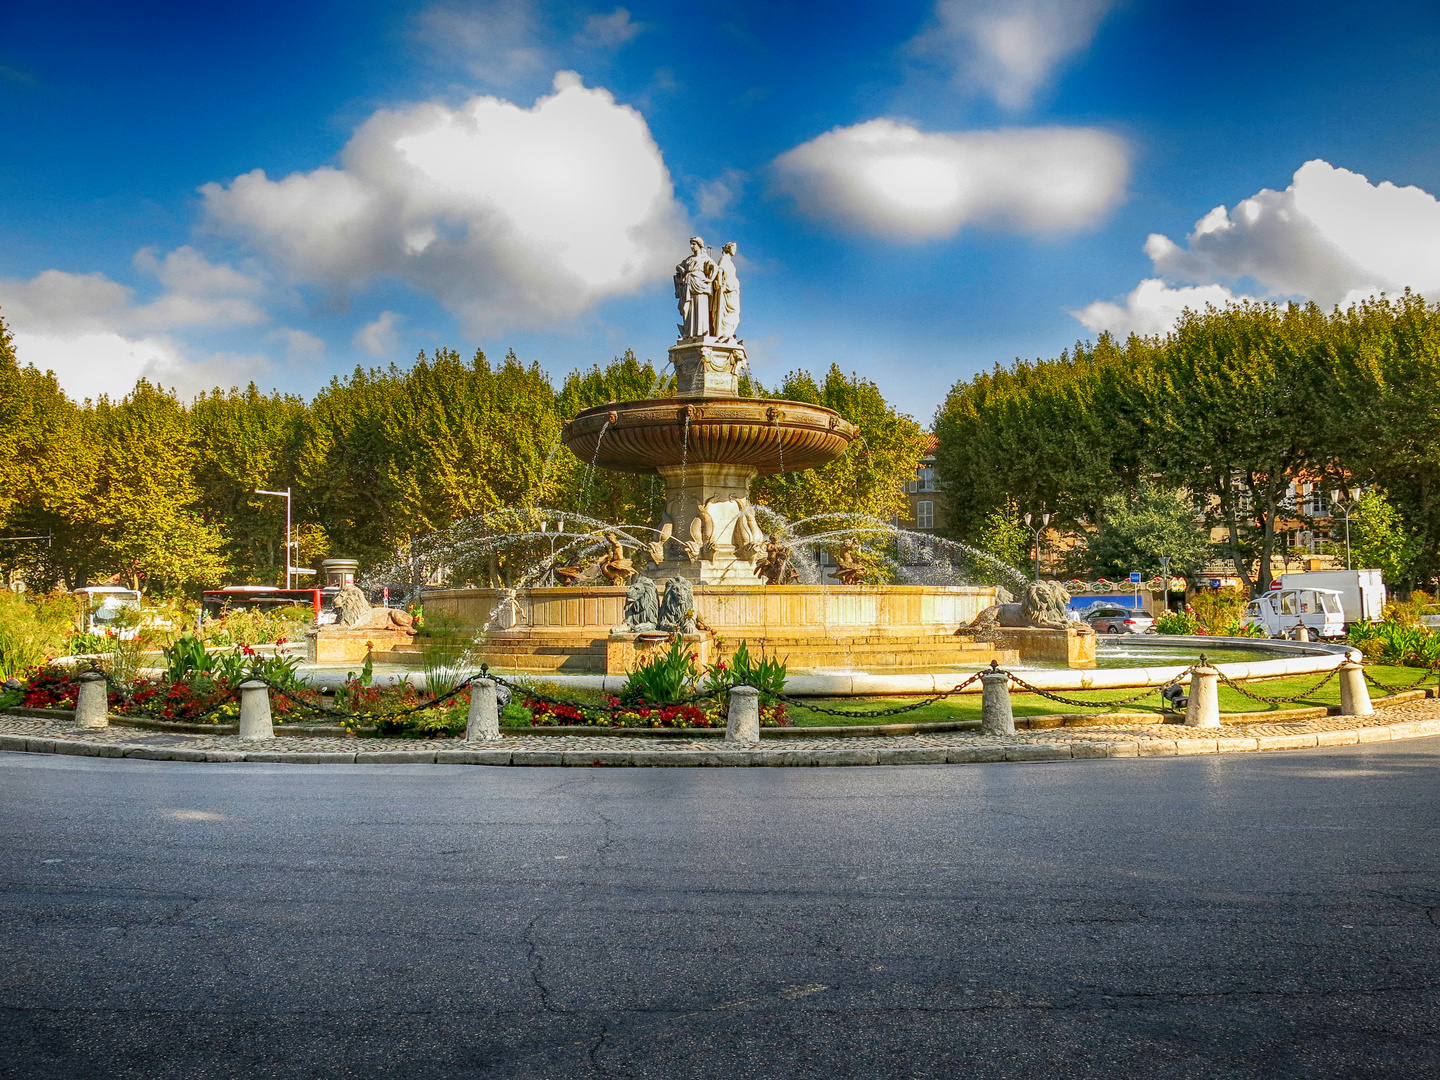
xmin=1129 ymin=571 xmax=1142 ymax=584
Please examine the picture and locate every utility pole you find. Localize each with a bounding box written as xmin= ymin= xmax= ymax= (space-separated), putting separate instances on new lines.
xmin=1023 ymin=510 xmax=1051 ymax=582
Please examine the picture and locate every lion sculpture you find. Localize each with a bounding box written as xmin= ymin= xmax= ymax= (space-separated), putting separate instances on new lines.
xmin=332 ymin=583 xmax=418 ymax=635
xmin=656 ymin=576 xmax=698 ymax=635
xmin=615 ymin=575 xmax=659 ymax=633
xmin=960 ymin=580 xmax=1073 ymax=634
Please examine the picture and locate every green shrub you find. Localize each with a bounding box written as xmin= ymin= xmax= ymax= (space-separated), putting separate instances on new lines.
xmin=1154 ymin=609 xmax=1200 ymax=635
xmin=703 ymin=639 xmax=788 ymax=704
xmin=0 ymin=592 xmax=76 ymax=680
xmin=1348 ymin=620 xmax=1440 ymax=667
xmin=621 ymin=636 xmax=700 ymax=705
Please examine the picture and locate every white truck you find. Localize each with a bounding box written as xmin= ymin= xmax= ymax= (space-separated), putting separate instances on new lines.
xmin=1243 ymin=587 xmax=1347 ymax=639
xmin=1277 ymin=569 xmax=1386 ymax=626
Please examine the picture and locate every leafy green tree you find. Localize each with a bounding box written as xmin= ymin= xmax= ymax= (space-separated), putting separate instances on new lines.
xmin=1342 ymin=490 xmax=1421 ymax=589
xmin=933 ymin=333 xmax=1154 ymax=544
xmin=191 ymin=384 xmax=308 ymax=584
xmin=1150 ymin=301 xmax=1332 ymax=593
xmin=86 ymin=382 xmax=229 ymax=593
xmin=1075 ymin=483 xmax=1210 ymax=581
xmin=971 ymin=498 xmax=1029 ymax=584
xmin=749 ymin=365 xmax=927 ymax=524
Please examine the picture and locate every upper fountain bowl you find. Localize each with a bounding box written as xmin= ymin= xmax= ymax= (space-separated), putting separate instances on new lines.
xmin=562 ymin=396 xmax=858 ymax=476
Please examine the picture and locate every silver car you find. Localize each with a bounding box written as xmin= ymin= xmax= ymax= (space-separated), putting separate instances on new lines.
xmin=1084 ymin=605 xmax=1154 ymax=634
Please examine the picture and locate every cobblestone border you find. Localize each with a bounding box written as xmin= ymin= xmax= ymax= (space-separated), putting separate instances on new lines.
xmin=3 ymin=698 xmax=1439 ymax=767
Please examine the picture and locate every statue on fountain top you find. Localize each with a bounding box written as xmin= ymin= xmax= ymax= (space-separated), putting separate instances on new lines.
xmin=675 ymin=237 xmax=718 ymax=341
xmin=712 ymin=241 xmax=740 ymax=343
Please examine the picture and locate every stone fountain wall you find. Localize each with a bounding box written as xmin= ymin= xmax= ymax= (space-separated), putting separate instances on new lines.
xmin=410 ymin=584 xmax=1015 ymax=675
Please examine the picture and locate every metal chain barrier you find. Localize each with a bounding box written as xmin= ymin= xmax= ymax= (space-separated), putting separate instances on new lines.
xmin=259 ymin=676 xmax=473 ymax=723
xmin=770 ymin=671 xmax=987 ymax=719
xmin=87 ymin=666 xmax=244 ymax=724
xmin=1361 ymin=654 xmax=1440 ymax=695
xmin=1214 ymin=668 xmax=1338 ymax=704
xmin=486 ymin=668 xmax=718 ymax=717
xmin=1001 ymin=669 xmax=1187 ymax=710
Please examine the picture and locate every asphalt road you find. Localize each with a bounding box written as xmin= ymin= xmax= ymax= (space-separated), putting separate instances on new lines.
xmin=2 ymin=742 xmax=1439 ymax=1080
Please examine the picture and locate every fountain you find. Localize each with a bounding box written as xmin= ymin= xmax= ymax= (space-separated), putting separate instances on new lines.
xmin=417 ymin=238 xmax=1040 ymax=674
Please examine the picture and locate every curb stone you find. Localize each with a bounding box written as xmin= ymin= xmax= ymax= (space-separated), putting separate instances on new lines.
xmin=3 ymin=708 xmax=1440 ymax=766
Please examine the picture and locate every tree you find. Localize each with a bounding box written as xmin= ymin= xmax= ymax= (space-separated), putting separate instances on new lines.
xmin=191 ymin=384 xmax=308 ymax=585
xmin=1150 ymin=302 xmax=1332 ymax=593
xmin=749 ymin=365 xmax=928 ymax=524
xmin=1075 ymin=484 xmax=1210 ymax=582
xmin=85 ymin=382 xmax=229 ymax=593
xmin=971 ymin=498 xmax=1030 ymax=584
xmin=933 ymin=333 xmax=1154 ymax=544
xmin=1344 ymin=490 xmax=1421 ymax=589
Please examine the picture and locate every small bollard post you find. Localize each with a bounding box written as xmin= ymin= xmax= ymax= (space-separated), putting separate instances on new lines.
xmin=980 ymin=663 xmax=1014 ymax=736
xmin=1293 ymin=624 xmax=1310 ymax=643
xmin=466 ymin=676 xmax=500 ymax=741
xmin=1339 ymin=660 xmax=1373 ymax=716
xmin=75 ymin=670 xmax=109 ymax=729
xmin=1184 ymin=659 xmax=1221 ymax=728
xmin=237 ymin=679 xmax=274 ymax=740
xmin=726 ymin=685 xmax=760 ymax=743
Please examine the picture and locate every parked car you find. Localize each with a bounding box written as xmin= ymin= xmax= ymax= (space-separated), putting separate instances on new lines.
xmin=1083 ymin=605 xmax=1154 ymax=634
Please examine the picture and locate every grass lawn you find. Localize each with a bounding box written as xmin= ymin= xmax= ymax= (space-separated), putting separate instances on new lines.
xmin=496 ymin=665 xmax=1435 ymax=730
xmin=781 ymin=664 xmax=1435 ymax=728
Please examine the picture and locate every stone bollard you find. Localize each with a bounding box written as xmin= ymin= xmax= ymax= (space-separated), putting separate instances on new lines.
xmin=1293 ymin=624 xmax=1310 ymax=643
xmin=74 ymin=671 xmax=109 ymax=729
xmin=237 ymin=679 xmax=274 ymax=740
xmin=726 ymin=685 xmax=760 ymax=743
xmin=1339 ymin=660 xmax=1374 ymax=716
xmin=1184 ymin=664 xmax=1221 ymax=728
xmin=980 ymin=669 xmax=1015 ymax=736
xmin=466 ymin=676 xmax=500 ymax=741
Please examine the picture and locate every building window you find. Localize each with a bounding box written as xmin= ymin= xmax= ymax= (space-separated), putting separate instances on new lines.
xmin=917 ymin=501 xmax=934 ymax=530
xmin=918 ymin=467 xmax=935 ymax=492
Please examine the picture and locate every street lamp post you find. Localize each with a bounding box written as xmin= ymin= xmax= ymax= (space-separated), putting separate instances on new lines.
xmin=255 ymin=488 xmax=292 ymax=589
xmin=1159 ymin=556 xmax=1172 ymax=614
xmin=1333 ymin=500 xmax=1354 ymax=571
xmin=1023 ymin=510 xmax=1052 ymax=582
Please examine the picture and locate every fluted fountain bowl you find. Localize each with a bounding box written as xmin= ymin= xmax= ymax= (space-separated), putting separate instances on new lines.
xmin=562 ymin=396 xmax=859 ymax=475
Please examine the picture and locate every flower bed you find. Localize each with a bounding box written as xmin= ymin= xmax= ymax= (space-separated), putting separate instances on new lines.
xmin=525 ymin=695 xmax=788 ymax=729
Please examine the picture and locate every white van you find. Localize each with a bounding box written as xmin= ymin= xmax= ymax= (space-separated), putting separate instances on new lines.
xmin=1243 ymin=587 xmax=1346 ymax=639
xmin=72 ymin=586 xmax=142 ymax=639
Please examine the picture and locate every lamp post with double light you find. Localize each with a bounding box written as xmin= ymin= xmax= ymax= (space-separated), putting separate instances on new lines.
xmin=255 ymin=488 xmax=293 ymax=589
xmin=1023 ymin=510 xmax=1051 ymax=582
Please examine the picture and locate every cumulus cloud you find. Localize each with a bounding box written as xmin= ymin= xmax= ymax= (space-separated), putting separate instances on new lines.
xmin=916 ymin=0 xmax=1118 ymax=110
xmin=354 ymin=311 xmax=404 ymax=357
xmin=1074 ymin=160 xmax=1440 ymax=338
xmin=772 ymin=119 xmax=1128 ymax=241
xmin=202 ymin=72 xmax=688 ymax=334
xmin=0 ymin=250 xmax=274 ymax=400
xmin=1143 ymin=160 xmax=1440 ymax=307
xmin=1071 ymin=279 xmax=1244 ymax=338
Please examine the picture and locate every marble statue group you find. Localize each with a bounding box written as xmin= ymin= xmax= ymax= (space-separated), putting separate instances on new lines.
xmin=674 ymin=237 xmax=740 ymax=342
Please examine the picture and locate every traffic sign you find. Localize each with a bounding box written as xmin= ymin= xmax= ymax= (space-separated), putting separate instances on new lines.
xmin=1129 ymin=571 xmax=1141 ymax=584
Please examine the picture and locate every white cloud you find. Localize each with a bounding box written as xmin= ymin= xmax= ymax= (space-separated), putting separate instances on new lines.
xmin=0 ymin=251 xmax=274 ymax=400
xmin=1074 ymin=159 xmax=1440 ymax=339
xmin=916 ymin=0 xmax=1118 ymax=110
xmin=1144 ymin=160 xmax=1440 ymax=307
xmin=270 ymin=327 xmax=327 ymax=359
xmin=772 ymin=119 xmax=1128 ymax=241
xmin=202 ymin=72 xmax=688 ymax=334
xmin=354 ymin=311 xmax=404 ymax=357
xmin=1071 ymin=278 xmax=1245 ymax=338
xmin=578 ymin=8 xmax=641 ymax=48
xmin=695 ymin=169 xmax=746 ymax=219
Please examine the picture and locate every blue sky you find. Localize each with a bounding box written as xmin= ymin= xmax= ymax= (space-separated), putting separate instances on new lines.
xmin=3 ymin=0 xmax=1440 ymax=421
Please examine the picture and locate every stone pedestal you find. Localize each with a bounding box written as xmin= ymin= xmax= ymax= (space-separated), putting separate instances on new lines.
xmin=307 ymin=625 xmax=418 ymax=665
xmin=606 ymin=632 xmax=709 ymax=676
xmin=992 ymin=626 xmax=1096 ymax=668
xmin=669 ymin=339 xmax=746 ymax=399
xmin=651 ymin=462 xmax=763 ymax=585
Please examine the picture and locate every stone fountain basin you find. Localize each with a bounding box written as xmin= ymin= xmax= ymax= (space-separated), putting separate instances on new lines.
xmin=562 ymin=396 xmax=858 ymax=475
